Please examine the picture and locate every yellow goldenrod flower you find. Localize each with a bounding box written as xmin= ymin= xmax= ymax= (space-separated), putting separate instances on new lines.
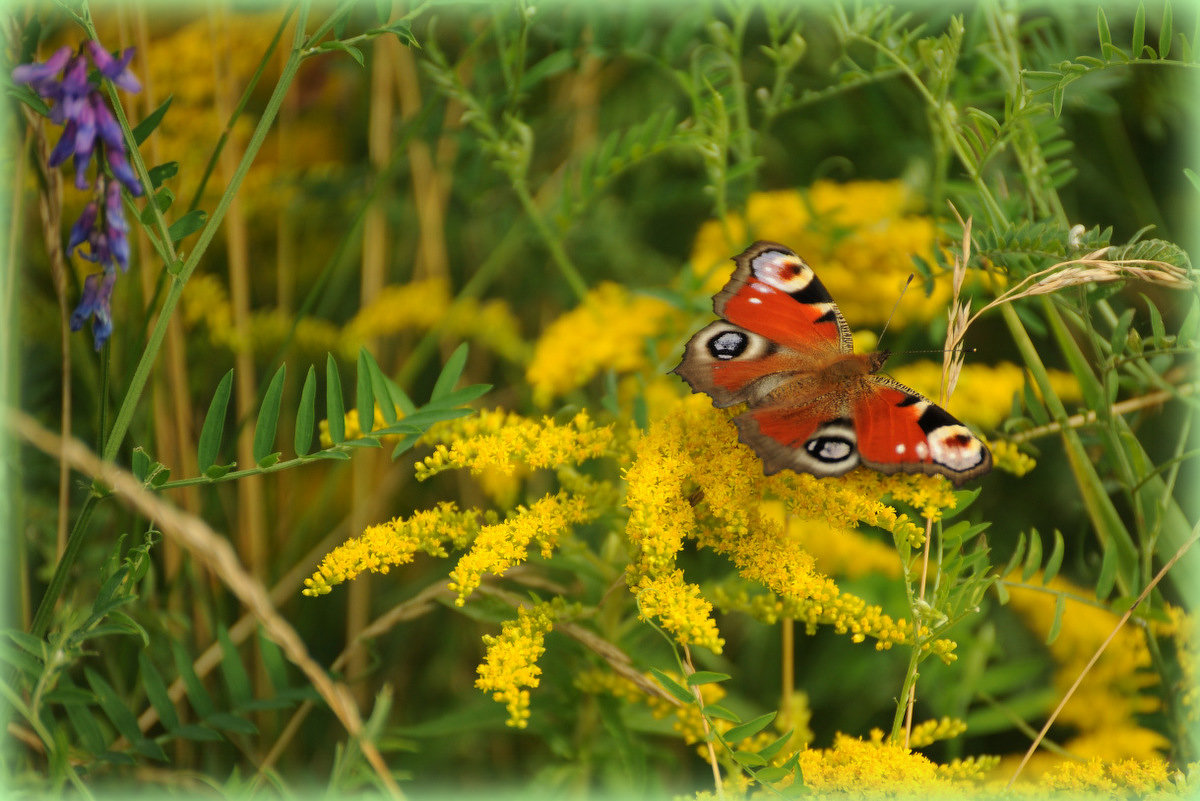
xmin=1002 ymin=570 xmax=1170 ymax=768
xmin=936 ymin=755 xmax=1001 ymax=783
xmin=988 ymin=438 xmax=1038 ymax=476
xmin=690 ymin=181 xmax=950 ymax=328
xmin=302 ymin=502 xmax=483 ymax=596
xmin=762 ymin=501 xmax=903 ymax=581
xmin=417 ymin=409 xmax=615 ymax=481
xmin=448 ymin=490 xmax=595 ymax=605
xmin=526 ymin=282 xmax=686 ymax=406
xmin=632 ymin=571 xmax=725 ymax=652
xmin=797 ymin=731 xmax=956 ymax=795
xmin=906 ymin=716 xmax=968 ymax=748
xmin=475 ymin=602 xmax=558 ymax=728
xmin=1040 ymin=757 xmax=1173 ymax=795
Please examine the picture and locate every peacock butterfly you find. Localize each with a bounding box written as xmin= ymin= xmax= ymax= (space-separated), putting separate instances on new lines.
xmin=672 ymin=241 xmax=991 ymax=486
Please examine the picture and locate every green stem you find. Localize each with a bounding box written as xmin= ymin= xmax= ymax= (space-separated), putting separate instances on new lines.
xmin=511 ymin=178 xmax=588 ymax=301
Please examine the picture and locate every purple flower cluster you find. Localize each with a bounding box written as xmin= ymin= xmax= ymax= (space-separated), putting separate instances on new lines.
xmin=13 ymin=42 xmax=144 ymax=350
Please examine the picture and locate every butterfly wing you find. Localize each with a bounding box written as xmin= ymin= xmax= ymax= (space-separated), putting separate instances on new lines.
xmin=853 ymin=376 xmax=992 ymax=486
xmin=672 ymin=241 xmax=851 ymax=406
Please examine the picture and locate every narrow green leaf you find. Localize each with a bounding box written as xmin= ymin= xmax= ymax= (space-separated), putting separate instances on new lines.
xmin=361 ymin=349 xmax=398 ymax=426
xmin=132 ymin=94 xmax=173 ymax=145
xmin=1097 ymin=7 xmax=1112 ymax=48
xmin=319 ymin=40 xmax=365 ymax=67
xmin=132 ymin=738 xmax=169 ymax=762
xmin=139 ymin=651 xmax=181 ymax=732
xmin=197 ymin=369 xmax=234 ymax=472
xmin=356 ymin=348 xmax=375 ymax=436
xmin=1109 ymin=308 xmax=1135 ymax=357
xmin=994 ymin=581 xmax=1010 ymax=604
xmin=649 ymin=668 xmax=697 ymax=705
xmin=131 ymin=447 xmax=150 ymax=482
xmin=757 ymin=729 xmax=793 ymax=760
xmin=258 ymin=629 xmax=290 ymax=693
xmin=1160 ymin=2 xmax=1173 ymax=58
xmin=253 ymin=363 xmax=287 ymax=465
xmin=423 ymin=383 xmax=491 ymax=410
xmin=725 ymin=711 xmax=776 ymax=744
xmin=702 ymin=703 xmax=740 ymax=723
xmin=205 ymin=711 xmax=258 ymax=735
xmin=430 ymin=343 xmax=469 ymax=401
xmin=390 ymin=432 xmax=423 ymax=460
xmin=172 ymin=642 xmax=215 ymax=718
xmin=733 ymin=750 xmax=768 ymax=767
xmin=1184 ymin=168 xmax=1200 ymax=195
xmin=686 ymin=670 xmax=732 ymax=686
xmin=64 ymin=702 xmax=107 ymax=755
xmin=295 ymin=365 xmax=317 ymax=456
xmin=1043 ymin=530 xmax=1065 ymax=584
xmin=1052 ymin=82 xmax=1065 ymax=117
xmin=1046 ymin=594 xmax=1066 ymax=645
xmin=1142 ymin=293 xmax=1167 ymax=344
xmin=385 ymin=376 xmax=417 ymax=416
xmin=1095 ymin=544 xmax=1118 ymax=600
xmin=1133 ymin=1 xmax=1146 ymax=55
xmin=1021 ymin=528 xmax=1043 ymax=582
xmin=1001 ymin=531 xmax=1027 ymax=578
xmin=755 ymin=766 xmax=791 ymax=783
xmin=167 ymin=209 xmax=206 ymax=242
xmin=172 ymin=723 xmax=223 ymax=742
xmin=326 ymin=355 xmax=346 ymax=444
xmin=216 ymin=626 xmax=252 ymax=706
xmin=85 ymin=668 xmax=143 ymax=744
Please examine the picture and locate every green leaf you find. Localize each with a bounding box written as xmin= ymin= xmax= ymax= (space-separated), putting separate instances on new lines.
xmin=356 ymin=349 xmax=375 ymax=436
xmin=754 ymin=766 xmax=791 ymax=783
xmin=1095 ymin=543 xmax=1118 ymax=600
xmin=64 ymin=702 xmax=107 ymax=755
xmin=139 ymin=651 xmax=180 ymax=732
xmin=139 ymin=187 xmax=174 ymax=224
xmin=757 ymin=729 xmax=793 ymax=760
xmin=206 ymin=711 xmax=258 ymax=735
xmin=649 ymin=668 xmax=696 ymax=705
xmin=146 ymin=161 xmax=178 ymax=189
xmin=85 ymin=667 xmax=143 ymax=745
xmin=1161 ymin=2 xmax=1174 ymax=58
xmin=361 ymin=349 xmax=398 ymax=426
xmin=733 ymin=750 xmax=768 ymax=767
xmin=295 ymin=365 xmax=317 ymax=456
xmin=319 ymin=40 xmax=365 ymax=67
xmin=253 ymin=363 xmax=287 ymax=465
xmin=1133 ymin=1 xmax=1146 ymax=55
xmin=173 ymin=642 xmax=215 ymax=718
xmin=132 ymin=447 xmax=150 ymax=482
xmin=1001 ymin=531 xmax=1027 ymax=578
xmin=724 ymin=711 xmax=776 ymax=744
xmin=1021 ymin=528 xmax=1043 ymax=582
xmin=326 ymin=355 xmax=346 ymax=444
xmin=1142 ymin=293 xmax=1168 ymax=345
xmin=686 ymin=671 xmax=731 ymax=686
xmin=167 ymin=209 xmax=206 ymax=242
xmin=1096 ymin=7 xmax=1112 ymax=48
xmin=1046 ymin=593 xmax=1066 ymax=645
xmin=133 ymin=94 xmax=173 ymax=145
xmin=1184 ymin=168 xmax=1200 ymax=195
xmin=385 ymin=376 xmax=417 ymax=416
xmin=390 ymin=432 xmax=423 ymax=460
xmin=424 ymin=383 xmax=491 ymax=410
xmin=198 ymin=369 xmax=234 ymax=472
xmin=217 ymin=626 xmax=252 ymax=706
xmin=172 ymin=723 xmax=223 ymax=742
xmin=1043 ymin=530 xmax=1065 ymax=584
xmin=430 ymin=343 xmax=469 ymax=401
xmin=702 ymin=703 xmax=740 ymax=723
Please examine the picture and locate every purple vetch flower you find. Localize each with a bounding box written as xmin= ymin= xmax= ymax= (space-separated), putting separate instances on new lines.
xmin=70 ymin=271 xmax=117 ymax=351
xmin=13 ymin=39 xmax=144 ymax=349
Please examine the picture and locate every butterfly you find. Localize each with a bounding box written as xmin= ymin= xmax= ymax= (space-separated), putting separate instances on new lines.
xmin=672 ymin=241 xmax=991 ymax=486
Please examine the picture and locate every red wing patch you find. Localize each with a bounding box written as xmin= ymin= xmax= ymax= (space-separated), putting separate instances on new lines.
xmin=722 ymin=283 xmax=842 ymax=351
xmin=854 ymin=382 xmax=991 ymax=486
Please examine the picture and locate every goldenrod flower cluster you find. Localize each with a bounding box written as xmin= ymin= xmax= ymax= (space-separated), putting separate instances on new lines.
xmin=1039 ymin=757 xmax=1174 ymax=795
xmin=1002 ymin=570 xmax=1169 ymax=774
xmin=526 ymin=282 xmax=686 ymax=406
xmin=448 ymin=490 xmax=595 ymax=605
xmin=474 ymin=602 xmax=560 ymax=728
xmin=906 ymin=716 xmax=968 ymax=748
xmin=302 ymin=502 xmax=484 ymax=596
xmin=796 ymin=731 xmax=956 ymax=795
xmin=416 ymin=409 xmax=614 ymax=480
xmin=690 ymin=182 xmax=947 ymax=328
xmin=988 ymin=438 xmax=1037 ymax=476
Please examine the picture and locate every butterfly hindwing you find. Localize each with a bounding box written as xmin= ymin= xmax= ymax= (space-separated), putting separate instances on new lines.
xmin=854 ymin=378 xmax=991 ymax=485
xmin=734 ymin=407 xmax=860 ymax=477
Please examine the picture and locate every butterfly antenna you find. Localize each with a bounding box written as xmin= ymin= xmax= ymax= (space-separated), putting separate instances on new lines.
xmin=876 ymin=274 xmax=914 ymax=351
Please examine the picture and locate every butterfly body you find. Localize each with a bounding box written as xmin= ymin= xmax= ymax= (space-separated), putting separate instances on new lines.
xmin=673 ymin=241 xmax=991 ymax=486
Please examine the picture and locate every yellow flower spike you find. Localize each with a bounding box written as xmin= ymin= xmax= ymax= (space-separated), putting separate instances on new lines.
xmin=936 ymin=755 xmax=1001 ymax=783
xmin=1040 ymin=757 xmax=1173 ymax=795
xmin=475 ymin=602 xmax=559 ymax=728
xmin=447 ymin=490 xmax=595 ymax=605
xmin=988 ymin=439 xmax=1037 ymax=476
xmin=526 ymin=282 xmax=687 ymax=406
xmin=632 ymin=571 xmax=724 ymax=653
xmin=797 ymin=731 xmax=956 ymax=795
xmin=302 ymin=502 xmax=482 ymax=596
xmin=906 ymin=716 xmax=968 ymax=748
xmin=416 ymin=409 xmax=615 ymax=481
